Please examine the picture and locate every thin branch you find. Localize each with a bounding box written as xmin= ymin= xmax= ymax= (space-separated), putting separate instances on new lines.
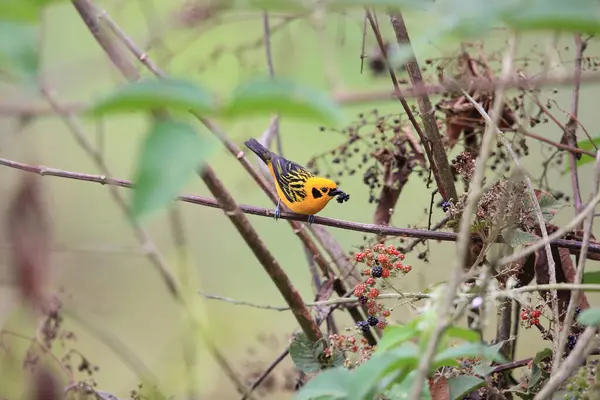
xmin=332 ymin=68 xmax=600 ymax=104
xmin=409 ymin=34 xmax=517 ymax=400
xmin=2 ymin=157 xmax=600 ymax=257
xmin=554 ymin=150 xmax=600 ymax=370
xmin=564 ymin=33 xmax=585 ymax=214
xmin=199 ymin=283 xmax=600 ymax=311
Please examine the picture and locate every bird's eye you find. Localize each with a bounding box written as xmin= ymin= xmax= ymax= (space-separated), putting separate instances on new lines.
xmin=320 ymin=187 xmax=328 ymax=193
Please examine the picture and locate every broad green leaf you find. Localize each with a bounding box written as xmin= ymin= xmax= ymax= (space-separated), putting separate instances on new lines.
xmin=88 ymin=78 xmax=215 ymax=116
xmin=132 ymin=119 xmax=214 ymax=217
xmin=384 ymin=371 xmax=432 ymax=400
xmin=377 ymin=321 xmax=421 ymax=353
xmin=563 ymin=137 xmax=600 ymax=173
xmin=529 ymin=348 xmax=552 ymax=387
xmin=0 ymin=0 xmax=67 ymax=21
xmin=0 ymin=21 xmax=39 ymax=82
xmin=444 ymin=326 xmax=480 ymax=343
xmin=472 ymin=362 xmax=495 ymax=377
xmin=577 ymin=307 xmax=600 ymax=327
xmin=434 ymin=342 xmax=506 ymax=368
xmin=583 ymin=271 xmax=600 ymax=284
xmin=502 ymin=228 xmax=539 ymax=248
xmin=289 ymin=333 xmax=323 ymax=373
xmin=501 ymin=0 xmax=600 ymax=34
xmin=447 ymin=376 xmax=485 ymax=400
xmin=536 ymin=191 xmax=564 ymax=222
xmin=347 ymin=353 xmax=404 ymax=400
xmin=293 ymin=367 xmax=351 ymax=400
xmin=221 ymin=77 xmax=345 ymax=127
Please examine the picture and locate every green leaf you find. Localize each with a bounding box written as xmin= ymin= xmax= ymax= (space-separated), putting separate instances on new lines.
xmin=563 ymin=137 xmax=600 ymax=173
xmin=347 ymin=353 xmax=404 ymax=400
xmin=444 ymin=326 xmax=480 ymax=343
xmin=583 ymin=271 xmax=600 ymax=284
xmin=536 ymin=191 xmax=564 ymax=222
xmin=88 ymin=78 xmax=215 ymax=116
xmin=471 ymin=362 xmax=495 ymax=377
xmin=434 ymin=342 xmax=506 ymax=368
xmin=132 ymin=119 xmax=214 ymax=217
xmin=383 ymin=371 xmax=432 ymax=400
xmin=0 ymin=0 xmax=67 ymax=22
xmin=529 ymin=348 xmax=552 ymax=387
xmin=577 ymin=307 xmax=600 ymax=327
xmin=447 ymin=376 xmax=485 ymax=400
xmin=502 ymin=0 xmax=600 ymax=34
xmin=0 ymin=21 xmax=39 ymax=82
xmin=293 ymin=367 xmax=351 ymax=400
xmin=502 ymin=228 xmax=539 ymax=247
xmin=221 ymin=77 xmax=345 ymax=127
xmin=289 ymin=333 xmax=323 ymax=373
xmin=377 ymin=321 xmax=421 ymax=353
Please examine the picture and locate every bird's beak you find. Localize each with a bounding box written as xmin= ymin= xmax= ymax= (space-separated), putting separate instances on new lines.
xmin=328 ymin=188 xmax=343 ymax=197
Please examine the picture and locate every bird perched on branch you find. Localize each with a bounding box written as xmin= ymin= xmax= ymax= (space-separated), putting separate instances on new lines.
xmin=244 ymin=138 xmax=350 ymax=224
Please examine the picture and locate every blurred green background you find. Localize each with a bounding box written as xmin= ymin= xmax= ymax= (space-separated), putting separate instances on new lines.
xmin=1 ymin=1 xmax=600 ymax=399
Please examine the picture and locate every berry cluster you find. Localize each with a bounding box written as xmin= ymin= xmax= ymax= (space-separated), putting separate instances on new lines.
xmin=520 ymin=306 xmax=543 ymax=328
xmin=352 ymin=244 xmax=411 ymax=333
xmin=328 ymin=334 xmax=374 ymax=368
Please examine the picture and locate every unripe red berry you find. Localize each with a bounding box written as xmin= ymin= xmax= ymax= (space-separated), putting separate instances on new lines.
xmin=366 ymin=277 xmax=376 ymax=286
xmin=381 ymin=268 xmax=390 ymax=278
xmin=368 ymin=288 xmax=380 ymax=299
xmin=383 ymin=309 xmax=391 ymax=317
xmin=376 ymin=321 xmax=387 ymax=330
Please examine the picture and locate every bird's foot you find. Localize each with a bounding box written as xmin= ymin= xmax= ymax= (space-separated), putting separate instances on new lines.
xmin=274 ymin=200 xmax=281 ymax=220
xmin=307 ymin=215 xmax=315 ymax=225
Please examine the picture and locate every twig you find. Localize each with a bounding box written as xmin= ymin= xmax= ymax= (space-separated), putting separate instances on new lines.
xmin=534 ymin=326 xmax=598 ymax=400
xmin=554 ymin=150 xmax=600 ymax=370
xmin=262 ymin=11 xmax=281 ymax=154
xmin=199 ymin=283 xmax=600 ymax=311
xmin=332 ymin=68 xmax=600 ymax=104
xmin=564 ymin=34 xmax=585 ymax=214
xmin=408 ymin=33 xmax=517 ymax=400
xmin=3 ymin=157 xmax=600 ymax=257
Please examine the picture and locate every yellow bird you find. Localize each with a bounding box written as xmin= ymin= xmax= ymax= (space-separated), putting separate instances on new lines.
xmin=244 ymin=138 xmax=350 ymax=224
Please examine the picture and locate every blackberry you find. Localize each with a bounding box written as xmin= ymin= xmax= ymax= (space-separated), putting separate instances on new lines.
xmin=567 ymin=334 xmax=578 ymax=350
xmin=441 ymin=201 xmax=451 ymax=212
xmin=357 ymin=321 xmax=370 ymax=333
xmin=358 ymin=296 xmax=368 ymax=305
xmin=575 ymin=307 xmax=582 ymax=315
xmin=371 ymin=266 xmax=384 ymax=278
xmin=367 ymin=316 xmax=379 ymax=326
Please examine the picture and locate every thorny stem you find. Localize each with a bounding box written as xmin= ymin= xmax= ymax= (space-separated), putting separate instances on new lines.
xmin=2 ymin=156 xmax=600 ymax=257
xmin=554 ymin=150 xmax=600 ymax=371
xmin=408 ymin=34 xmax=517 ymax=400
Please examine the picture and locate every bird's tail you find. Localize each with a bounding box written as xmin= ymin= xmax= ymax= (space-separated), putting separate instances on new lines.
xmin=244 ymin=138 xmax=272 ymax=163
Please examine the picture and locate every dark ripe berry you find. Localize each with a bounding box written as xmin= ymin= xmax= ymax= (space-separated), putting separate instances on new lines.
xmin=358 ymin=321 xmax=370 ymax=332
xmin=567 ymin=334 xmax=578 ymax=350
xmin=358 ymin=296 xmax=368 ymax=304
xmin=371 ymin=266 xmax=384 ymax=278
xmin=367 ymin=316 xmax=379 ymax=326
xmin=575 ymin=307 xmax=582 ymax=315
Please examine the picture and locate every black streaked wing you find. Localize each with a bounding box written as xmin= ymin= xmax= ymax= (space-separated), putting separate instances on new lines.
xmin=272 ymin=155 xmax=314 ymax=204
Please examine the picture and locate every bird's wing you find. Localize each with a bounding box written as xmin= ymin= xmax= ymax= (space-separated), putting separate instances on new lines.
xmin=271 ymin=156 xmax=314 ymax=204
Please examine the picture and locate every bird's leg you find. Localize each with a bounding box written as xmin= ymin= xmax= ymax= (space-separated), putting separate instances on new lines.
xmin=307 ymin=214 xmax=315 ymax=225
xmin=274 ymin=199 xmax=281 ymax=220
